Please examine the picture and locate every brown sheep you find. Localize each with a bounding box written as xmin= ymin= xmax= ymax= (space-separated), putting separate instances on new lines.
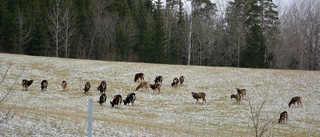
xmin=171 ymin=78 xmax=179 ymax=87
xmin=40 ymin=80 xmax=48 ymax=91
xmin=134 ymin=73 xmax=144 ymax=82
xmin=230 ymin=94 xmax=241 ymax=104
xmin=61 ymin=80 xmax=67 ymax=91
xmin=149 ymin=83 xmax=161 ymax=93
xmin=288 ymin=96 xmax=302 ymax=107
xmin=83 ymin=82 xmax=91 ymax=93
xmin=191 ymin=92 xmax=206 ymax=103
xmin=22 ymin=79 xmax=33 ymax=91
xmin=136 ymin=81 xmax=149 ymax=91
xmin=278 ymin=111 xmax=288 ymax=124
xmin=236 ymin=88 xmax=246 ymax=98
xmin=179 ymin=76 xmax=184 ymax=84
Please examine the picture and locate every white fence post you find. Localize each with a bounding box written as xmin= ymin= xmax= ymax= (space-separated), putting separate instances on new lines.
xmin=88 ymin=99 xmax=93 ymax=137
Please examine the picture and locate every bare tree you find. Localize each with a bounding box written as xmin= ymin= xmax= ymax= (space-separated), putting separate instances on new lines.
xmin=249 ymin=100 xmax=272 ymax=137
xmin=61 ymin=1 xmax=76 ymax=58
xmin=13 ymin=6 xmax=33 ymax=54
xmin=277 ymin=0 xmax=320 ymax=70
xmin=47 ymin=0 xmax=64 ymax=57
xmin=88 ymin=0 xmax=119 ymax=60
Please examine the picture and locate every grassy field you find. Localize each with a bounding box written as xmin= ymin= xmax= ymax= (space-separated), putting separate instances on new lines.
xmin=0 ymin=53 xmax=319 ymax=137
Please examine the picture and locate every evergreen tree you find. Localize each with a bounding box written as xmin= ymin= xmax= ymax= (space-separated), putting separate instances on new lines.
xmin=238 ymin=0 xmax=278 ymax=68
xmin=27 ymin=0 xmax=49 ymax=56
xmin=152 ymin=0 xmax=166 ymax=63
xmin=240 ymin=24 xmax=266 ymax=68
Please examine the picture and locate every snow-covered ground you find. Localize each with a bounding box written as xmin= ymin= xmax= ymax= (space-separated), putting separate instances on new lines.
xmin=0 ymin=53 xmax=319 ymax=136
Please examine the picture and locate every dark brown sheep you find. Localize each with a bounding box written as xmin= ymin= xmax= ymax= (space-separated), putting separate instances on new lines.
xmin=179 ymin=76 xmax=184 ymax=84
xmin=191 ymin=92 xmax=206 ymax=103
xmin=110 ymin=95 xmax=122 ymax=107
xmin=278 ymin=111 xmax=288 ymax=124
xmin=83 ymin=82 xmax=91 ymax=93
xmin=61 ymin=80 xmax=67 ymax=91
xmin=154 ymin=76 xmax=163 ymax=84
xmin=124 ymin=93 xmax=136 ymax=106
xmin=230 ymin=94 xmax=241 ymax=104
xmin=171 ymin=78 xmax=179 ymax=87
xmin=40 ymin=80 xmax=48 ymax=91
xmin=288 ymin=96 xmax=302 ymax=107
xmin=97 ymin=93 xmax=107 ymax=105
xmin=134 ymin=73 xmax=144 ymax=82
xmin=22 ymin=79 xmax=33 ymax=91
xmin=97 ymin=80 xmax=107 ymax=94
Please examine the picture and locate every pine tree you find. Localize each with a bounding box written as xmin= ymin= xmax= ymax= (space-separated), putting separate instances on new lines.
xmin=152 ymin=0 xmax=166 ymax=63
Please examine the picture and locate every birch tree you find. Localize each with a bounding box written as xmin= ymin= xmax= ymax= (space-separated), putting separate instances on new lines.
xmin=47 ymin=0 xmax=63 ymax=57
xmin=61 ymin=1 xmax=76 ymax=58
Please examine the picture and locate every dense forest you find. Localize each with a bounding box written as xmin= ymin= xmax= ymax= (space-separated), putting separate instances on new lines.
xmin=0 ymin=0 xmax=319 ymax=70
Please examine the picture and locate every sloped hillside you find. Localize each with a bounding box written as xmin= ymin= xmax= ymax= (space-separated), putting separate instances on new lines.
xmin=0 ymin=53 xmax=319 ymax=136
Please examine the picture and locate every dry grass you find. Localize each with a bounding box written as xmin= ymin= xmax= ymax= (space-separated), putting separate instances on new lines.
xmin=0 ymin=53 xmax=319 ymax=136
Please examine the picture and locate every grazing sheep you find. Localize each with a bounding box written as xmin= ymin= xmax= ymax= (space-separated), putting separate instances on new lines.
xmin=136 ymin=81 xmax=149 ymax=91
xmin=191 ymin=92 xmax=206 ymax=103
xmin=124 ymin=93 xmax=136 ymax=106
xmin=110 ymin=95 xmax=122 ymax=107
xmin=22 ymin=79 xmax=33 ymax=91
xmin=154 ymin=76 xmax=163 ymax=84
xmin=236 ymin=88 xmax=246 ymax=98
xmin=171 ymin=78 xmax=179 ymax=87
xmin=83 ymin=82 xmax=91 ymax=93
xmin=40 ymin=80 xmax=48 ymax=91
xmin=179 ymin=76 xmax=184 ymax=84
xmin=134 ymin=73 xmax=144 ymax=82
xmin=230 ymin=94 xmax=241 ymax=104
xmin=97 ymin=93 xmax=107 ymax=105
xmin=97 ymin=80 xmax=107 ymax=94
xmin=61 ymin=80 xmax=67 ymax=91
xmin=278 ymin=111 xmax=288 ymax=124
xmin=288 ymin=96 xmax=302 ymax=107
xmin=149 ymin=83 xmax=161 ymax=93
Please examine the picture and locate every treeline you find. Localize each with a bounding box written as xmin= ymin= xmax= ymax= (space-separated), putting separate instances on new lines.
xmin=0 ymin=0 xmax=319 ymax=70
